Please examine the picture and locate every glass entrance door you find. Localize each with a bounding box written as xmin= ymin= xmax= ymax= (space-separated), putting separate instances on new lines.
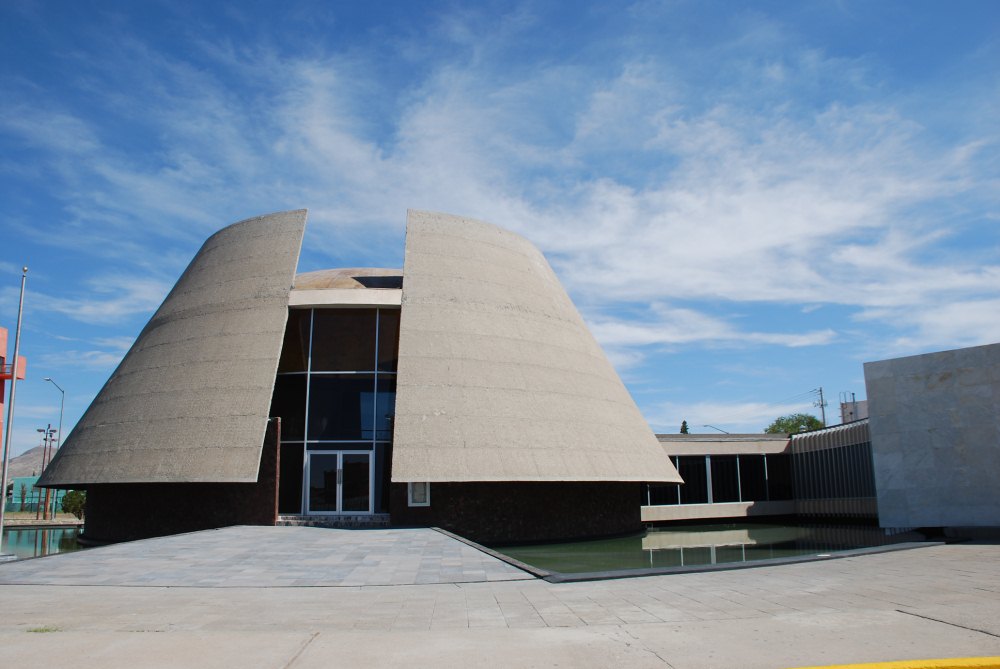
xmin=306 ymin=451 xmax=372 ymax=514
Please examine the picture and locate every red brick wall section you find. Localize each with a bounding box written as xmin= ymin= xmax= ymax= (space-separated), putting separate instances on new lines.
xmin=390 ymin=481 xmax=643 ymax=544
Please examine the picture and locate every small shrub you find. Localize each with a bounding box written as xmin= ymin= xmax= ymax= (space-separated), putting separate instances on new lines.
xmin=61 ymin=490 xmax=86 ymax=520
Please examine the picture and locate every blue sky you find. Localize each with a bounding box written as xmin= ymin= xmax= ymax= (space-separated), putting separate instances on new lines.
xmin=1 ymin=1 xmax=998 ymax=456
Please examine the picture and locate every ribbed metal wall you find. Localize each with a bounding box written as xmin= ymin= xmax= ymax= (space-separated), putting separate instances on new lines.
xmin=790 ymin=420 xmax=877 ymax=519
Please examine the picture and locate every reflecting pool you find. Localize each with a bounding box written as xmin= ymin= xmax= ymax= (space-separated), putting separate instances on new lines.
xmin=495 ymin=523 xmax=925 ymax=574
xmin=1 ymin=527 xmax=84 ymax=560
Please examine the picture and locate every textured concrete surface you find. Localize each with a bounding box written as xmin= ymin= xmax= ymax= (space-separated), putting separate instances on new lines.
xmin=393 ymin=210 xmax=681 ymax=483
xmin=41 ymin=210 xmax=307 ymax=485
xmin=0 ymin=528 xmax=998 ymax=668
xmin=864 ymin=342 xmax=1000 ymax=527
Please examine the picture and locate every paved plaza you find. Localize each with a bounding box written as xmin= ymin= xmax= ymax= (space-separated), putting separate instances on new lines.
xmin=0 ymin=526 xmax=531 ymax=587
xmin=1 ymin=526 xmax=998 ymax=668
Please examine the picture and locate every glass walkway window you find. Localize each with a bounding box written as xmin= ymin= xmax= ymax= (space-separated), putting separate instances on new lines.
xmin=647 ymin=453 xmax=794 ymax=506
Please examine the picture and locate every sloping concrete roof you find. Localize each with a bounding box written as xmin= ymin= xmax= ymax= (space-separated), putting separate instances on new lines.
xmin=391 ymin=210 xmax=682 ymax=483
xmin=40 ymin=210 xmax=307 ymax=486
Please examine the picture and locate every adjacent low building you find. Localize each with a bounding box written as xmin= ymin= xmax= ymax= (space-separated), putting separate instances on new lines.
xmin=5 ymin=475 xmax=66 ymax=513
xmin=39 ymin=210 xmax=682 ymax=544
xmin=643 ymin=433 xmax=794 ymax=523
xmin=644 ymin=423 xmax=877 ymax=524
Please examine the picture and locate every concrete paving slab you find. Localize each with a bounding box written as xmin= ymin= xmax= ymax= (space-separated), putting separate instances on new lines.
xmin=0 ymin=529 xmax=998 ymax=667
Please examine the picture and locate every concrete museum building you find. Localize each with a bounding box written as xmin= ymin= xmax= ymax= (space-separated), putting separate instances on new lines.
xmin=39 ymin=210 xmax=682 ymax=544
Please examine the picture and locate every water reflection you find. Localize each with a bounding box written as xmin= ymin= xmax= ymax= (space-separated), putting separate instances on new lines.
xmin=497 ymin=523 xmax=925 ymax=574
xmin=1 ymin=527 xmax=83 ymax=560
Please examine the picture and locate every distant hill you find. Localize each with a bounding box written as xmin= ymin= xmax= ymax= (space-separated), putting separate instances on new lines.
xmin=7 ymin=446 xmax=46 ymax=479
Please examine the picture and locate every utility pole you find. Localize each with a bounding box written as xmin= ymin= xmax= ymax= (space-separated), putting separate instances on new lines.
xmin=813 ymin=387 xmax=827 ymax=426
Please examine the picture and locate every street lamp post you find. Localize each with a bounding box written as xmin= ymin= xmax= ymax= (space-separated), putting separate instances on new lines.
xmin=42 ymin=377 xmax=64 ymax=518
xmin=35 ymin=425 xmax=55 ymax=520
xmin=702 ymin=424 xmax=731 ymax=434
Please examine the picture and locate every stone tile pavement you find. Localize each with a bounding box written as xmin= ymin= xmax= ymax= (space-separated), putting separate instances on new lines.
xmin=0 ymin=525 xmax=533 ymax=586
xmin=1 ymin=527 xmax=998 ymax=667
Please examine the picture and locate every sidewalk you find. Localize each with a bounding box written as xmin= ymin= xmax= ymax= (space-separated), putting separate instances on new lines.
xmin=2 ymin=511 xmax=83 ymax=527
xmin=1 ymin=526 xmax=998 ymax=668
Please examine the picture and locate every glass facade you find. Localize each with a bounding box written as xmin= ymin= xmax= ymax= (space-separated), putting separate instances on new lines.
xmin=647 ymin=453 xmax=794 ymax=506
xmin=271 ymin=307 xmax=399 ymax=514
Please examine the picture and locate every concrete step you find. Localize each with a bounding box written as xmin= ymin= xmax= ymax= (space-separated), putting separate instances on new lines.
xmin=276 ymin=514 xmax=391 ymax=529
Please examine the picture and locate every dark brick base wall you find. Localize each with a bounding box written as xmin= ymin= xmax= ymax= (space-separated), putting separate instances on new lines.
xmin=390 ymin=482 xmax=643 ymax=544
xmin=81 ymin=424 xmax=280 ymax=543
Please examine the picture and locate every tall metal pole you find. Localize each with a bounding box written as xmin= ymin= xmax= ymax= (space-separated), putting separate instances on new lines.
xmin=43 ymin=378 xmax=64 ymax=518
xmin=0 ymin=267 xmax=28 ymax=542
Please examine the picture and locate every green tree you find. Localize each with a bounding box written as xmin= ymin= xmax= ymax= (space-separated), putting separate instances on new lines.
xmin=680 ymin=420 xmax=689 ymax=434
xmin=61 ymin=490 xmax=86 ymax=520
xmin=765 ymin=413 xmax=823 ymax=434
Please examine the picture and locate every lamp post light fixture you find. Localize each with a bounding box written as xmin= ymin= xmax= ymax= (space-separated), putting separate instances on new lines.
xmin=702 ymin=424 xmax=731 ymax=434
xmin=35 ymin=425 xmax=56 ymax=520
xmin=42 ymin=377 xmax=64 ymax=519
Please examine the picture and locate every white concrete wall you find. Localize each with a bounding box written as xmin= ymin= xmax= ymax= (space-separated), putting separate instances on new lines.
xmin=864 ymin=342 xmax=1000 ymax=528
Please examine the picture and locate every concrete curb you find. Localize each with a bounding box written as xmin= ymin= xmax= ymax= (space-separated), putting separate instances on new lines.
xmin=790 ymin=657 xmax=1000 ymax=669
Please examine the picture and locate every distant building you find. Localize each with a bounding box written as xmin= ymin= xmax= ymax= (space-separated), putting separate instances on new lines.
xmin=645 ymin=423 xmax=877 ymax=524
xmin=4 ymin=475 xmax=66 ymax=513
xmin=39 ymin=210 xmax=681 ymax=544
xmin=1 ymin=325 xmax=28 ymax=482
xmin=840 ymin=399 xmax=868 ymax=423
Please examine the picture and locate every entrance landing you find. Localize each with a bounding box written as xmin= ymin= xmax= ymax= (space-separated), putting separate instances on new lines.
xmin=0 ymin=526 xmax=533 ymax=587
xmin=276 ymin=514 xmax=390 ymax=529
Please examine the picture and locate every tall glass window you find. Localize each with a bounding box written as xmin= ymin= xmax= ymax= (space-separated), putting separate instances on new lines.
xmin=710 ymin=455 xmax=740 ymax=503
xmin=677 ymin=456 xmax=709 ymax=504
xmin=738 ymin=455 xmax=768 ymax=502
xmin=271 ymin=307 xmax=400 ymax=514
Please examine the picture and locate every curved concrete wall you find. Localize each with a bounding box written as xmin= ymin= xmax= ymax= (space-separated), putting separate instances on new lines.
xmin=392 ymin=210 xmax=682 ymax=483
xmin=40 ymin=210 xmax=307 ymax=486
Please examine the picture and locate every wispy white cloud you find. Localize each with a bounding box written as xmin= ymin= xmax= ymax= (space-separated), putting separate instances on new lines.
xmin=588 ymin=306 xmax=836 ymax=350
xmin=32 ymin=276 xmax=169 ymax=325
xmin=1 ymin=2 xmax=996 ymax=368
xmin=38 ymin=349 xmax=126 ymax=370
xmin=7 ymin=404 xmax=60 ymax=420
xmin=36 ymin=333 xmax=134 ymax=371
xmin=857 ymin=298 xmax=1000 ymax=356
